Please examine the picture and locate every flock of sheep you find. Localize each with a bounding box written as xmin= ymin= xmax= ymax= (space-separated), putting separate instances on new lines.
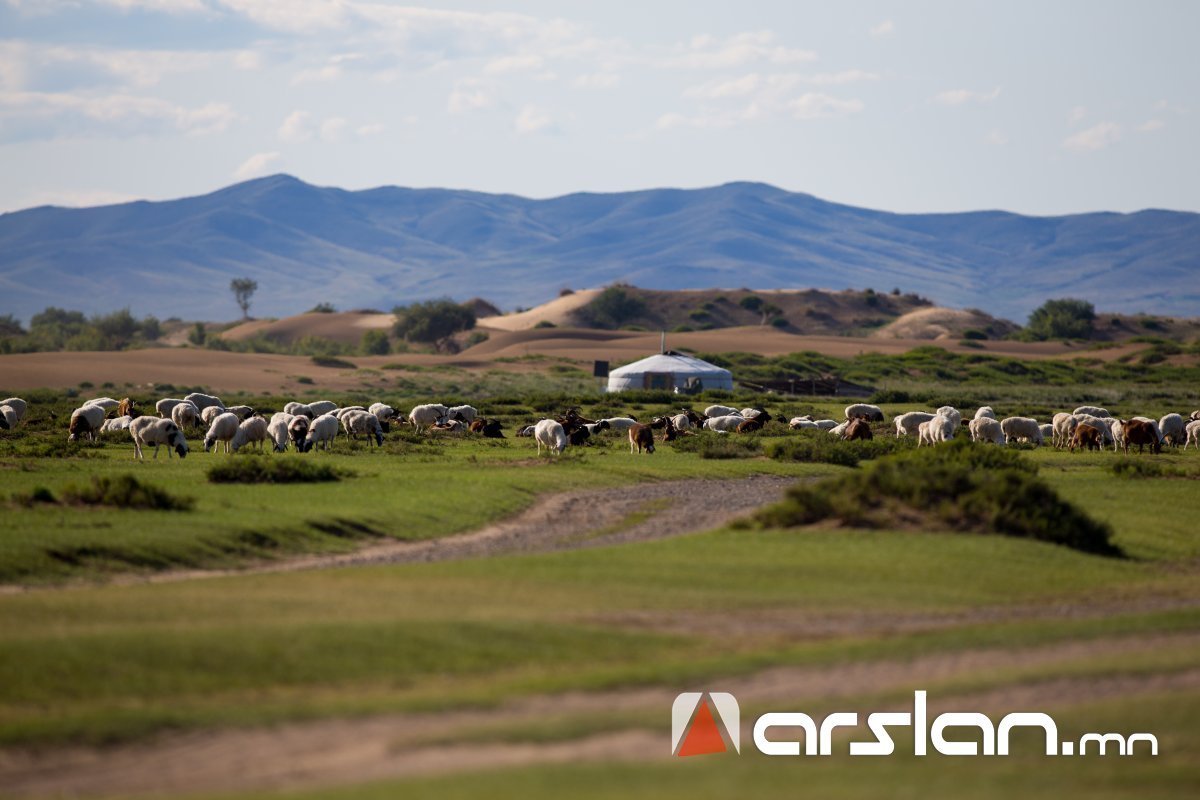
xmin=2 ymin=393 xmax=1198 ymax=460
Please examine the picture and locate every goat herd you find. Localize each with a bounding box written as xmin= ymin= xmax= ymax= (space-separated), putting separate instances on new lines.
xmin=1 ymin=394 xmax=1198 ymax=460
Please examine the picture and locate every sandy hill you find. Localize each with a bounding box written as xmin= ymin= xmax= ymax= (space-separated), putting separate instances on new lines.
xmin=220 ymin=311 xmax=392 ymax=346
xmin=872 ymin=307 xmax=1019 ymax=340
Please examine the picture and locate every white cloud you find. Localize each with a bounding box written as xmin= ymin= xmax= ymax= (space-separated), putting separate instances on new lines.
xmin=22 ymin=188 xmax=140 ymax=208
xmin=684 ymin=73 xmax=761 ymax=99
xmin=984 ymin=130 xmax=1009 ymax=146
xmin=1068 ymin=105 xmax=1087 ymax=123
xmin=1063 ymin=121 xmax=1120 ymax=152
xmin=357 ymin=122 xmax=385 ymax=136
xmin=806 ymin=69 xmax=879 ymax=86
xmin=662 ymin=31 xmax=816 ymax=69
xmin=1138 ymin=119 xmax=1165 ymax=133
xmin=933 ymin=86 xmax=1001 ymax=105
xmin=789 ymin=93 xmax=863 ymax=119
xmin=514 ymin=105 xmax=552 ymax=134
xmin=656 ymin=89 xmax=861 ymax=131
xmin=447 ymin=79 xmax=494 ymax=114
xmin=277 ymin=110 xmax=311 ymax=142
xmin=574 ymin=72 xmax=620 ymax=89
xmin=232 ymin=151 xmax=280 ymax=180
xmin=233 ymin=50 xmax=262 ymax=70
xmin=0 ymin=89 xmax=234 ymax=140
xmin=319 ymin=116 xmax=346 ymax=142
xmin=869 ymin=20 xmax=894 ymax=38
xmin=484 ymin=54 xmax=544 ymax=74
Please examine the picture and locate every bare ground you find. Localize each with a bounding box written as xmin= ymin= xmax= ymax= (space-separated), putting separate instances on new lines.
xmin=2 ymin=632 xmax=1196 ymax=798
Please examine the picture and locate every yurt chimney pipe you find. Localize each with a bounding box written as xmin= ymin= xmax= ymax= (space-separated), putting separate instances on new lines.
xmin=660 ymin=331 xmax=665 ymax=354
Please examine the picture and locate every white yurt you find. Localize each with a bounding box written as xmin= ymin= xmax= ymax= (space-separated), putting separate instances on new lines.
xmin=606 ymin=351 xmax=733 ymax=393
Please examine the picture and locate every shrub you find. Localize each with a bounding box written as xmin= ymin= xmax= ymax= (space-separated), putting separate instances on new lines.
xmin=207 ymin=457 xmax=346 ymax=484
xmin=534 ymin=321 xmax=556 ymax=329
xmin=766 ymin=432 xmax=911 ymax=467
xmin=1025 ymin=298 xmax=1096 ymax=340
xmin=751 ymin=439 xmax=1120 ymax=556
xmin=870 ymin=389 xmax=912 ymax=404
xmin=360 ymin=329 xmax=390 ymax=356
xmin=393 ymin=299 xmax=476 ymax=346
xmin=670 ymin=435 xmax=761 ymax=459
xmin=962 ymin=328 xmax=988 ymax=340
xmin=311 ymin=356 xmax=357 ymax=369
xmin=579 ymin=286 xmax=647 ymax=329
xmin=310 ymin=302 xmax=337 ymax=313
xmin=61 ymin=475 xmax=194 ymax=511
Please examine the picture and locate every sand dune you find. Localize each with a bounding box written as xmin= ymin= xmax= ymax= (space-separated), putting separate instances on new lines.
xmin=477 ymin=289 xmax=600 ymax=331
xmin=220 ymin=312 xmax=393 ymax=346
xmin=873 ymin=306 xmax=1018 ymax=340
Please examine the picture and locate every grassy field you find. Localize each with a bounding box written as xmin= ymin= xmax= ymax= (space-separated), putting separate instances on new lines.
xmin=0 ymin=385 xmax=1197 ymax=798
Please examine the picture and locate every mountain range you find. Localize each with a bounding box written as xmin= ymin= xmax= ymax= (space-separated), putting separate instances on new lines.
xmin=1 ymin=174 xmax=1196 ymax=323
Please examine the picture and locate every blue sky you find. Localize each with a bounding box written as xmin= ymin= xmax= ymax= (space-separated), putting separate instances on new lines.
xmin=0 ymin=0 xmax=1196 ymax=215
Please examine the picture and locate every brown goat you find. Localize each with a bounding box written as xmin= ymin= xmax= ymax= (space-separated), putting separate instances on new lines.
xmin=628 ymin=423 xmax=656 ymax=454
xmin=1070 ymin=423 xmax=1103 ymax=452
xmin=736 ymin=417 xmax=763 ymax=434
xmin=1120 ymin=419 xmax=1161 ymax=454
xmin=843 ymin=415 xmax=873 ymax=441
xmin=117 ymin=397 xmax=140 ymax=419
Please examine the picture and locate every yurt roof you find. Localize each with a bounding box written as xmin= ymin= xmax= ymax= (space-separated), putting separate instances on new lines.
xmin=608 ymin=352 xmax=731 ymax=377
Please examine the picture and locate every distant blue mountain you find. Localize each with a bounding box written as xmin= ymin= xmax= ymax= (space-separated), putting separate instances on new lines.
xmin=1 ymin=174 xmax=1196 ymax=323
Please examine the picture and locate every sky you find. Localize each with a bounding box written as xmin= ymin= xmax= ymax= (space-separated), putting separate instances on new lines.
xmin=0 ymin=0 xmax=1197 ymax=216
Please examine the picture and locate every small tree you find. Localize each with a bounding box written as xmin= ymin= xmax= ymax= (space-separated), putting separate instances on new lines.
xmin=230 ymin=278 xmax=258 ymax=320
xmin=392 ymin=299 xmax=476 ymax=351
xmin=360 ymin=329 xmax=390 ymax=355
xmin=188 ymin=322 xmax=207 ymax=346
xmin=581 ymin=286 xmax=646 ymax=329
xmin=1026 ymin=298 xmax=1096 ymax=340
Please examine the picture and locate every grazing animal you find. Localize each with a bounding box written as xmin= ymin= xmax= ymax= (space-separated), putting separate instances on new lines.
xmin=534 ymin=419 xmax=568 ymax=455
xmin=736 ymin=417 xmax=764 ymax=433
xmin=1000 ymin=417 xmax=1044 ymax=446
xmin=828 ymin=421 xmax=849 ymax=437
xmin=156 ymin=398 xmax=189 ymax=418
xmin=409 ymin=403 xmax=448 ymax=432
xmin=230 ymin=416 xmax=269 ymax=453
xmin=203 ymin=412 xmax=240 ymax=454
xmin=446 ymin=405 xmax=478 ymax=424
xmin=740 ymin=407 xmax=768 ymax=420
xmin=1052 ymin=412 xmax=1077 ymax=448
xmin=117 ymin=398 xmax=139 ymax=418
xmin=660 ymin=416 xmax=682 ymax=443
xmin=1184 ymin=419 xmax=1200 ymax=449
xmin=334 ymin=406 xmax=366 ymax=419
xmin=305 ymin=414 xmax=340 ymax=452
xmin=515 ymin=425 xmax=536 ymax=438
xmin=842 ymin=416 xmax=873 ymax=441
xmin=894 ymin=411 xmax=935 ymax=437
xmin=844 ymin=403 xmax=884 ymax=422
xmin=583 ymin=420 xmax=612 ymax=436
xmin=341 ymin=409 xmax=385 ymax=447
xmin=225 ymin=405 xmax=255 ymax=420
xmin=287 ymin=415 xmax=311 ymax=452
xmin=789 ymin=417 xmax=818 ymax=430
xmin=0 ymin=405 xmax=20 ymax=430
xmin=68 ymin=405 xmax=107 ymax=442
xmin=1073 ymin=406 xmax=1110 ymax=418
xmin=1159 ymin=413 xmax=1186 ymax=447
xmin=171 ymin=401 xmax=199 ymax=430
xmin=0 ymin=398 xmax=27 ymax=425
xmin=268 ymin=412 xmax=295 ymax=452
xmin=100 ymin=415 xmax=134 ymax=432
xmin=368 ymin=403 xmax=397 ymax=424
xmin=184 ymin=393 xmax=225 ymax=414
xmin=1070 ymin=424 xmax=1104 ymax=452
xmin=129 ymin=417 xmax=188 ymax=459
xmin=307 ymin=400 xmax=339 ymax=416
xmin=1120 ymin=419 xmax=1161 ymax=455
xmin=284 ymin=402 xmax=316 ymax=419
xmin=431 ymin=420 xmax=467 ymax=433
xmin=567 ymin=426 xmax=591 ymax=446
xmin=969 ymin=417 xmax=1006 ymax=445
xmin=703 ymin=415 xmax=746 ymax=433
xmin=935 ymin=406 xmax=962 ymax=429
xmin=973 ymin=406 xmax=997 ymax=420
xmin=200 ymin=405 xmax=224 ymax=426
xmin=1073 ymin=414 xmax=1115 ymax=447
xmin=628 ymin=423 xmax=656 ymax=454
xmin=704 ymin=405 xmax=740 ymax=419
xmin=597 ymin=417 xmax=639 ymax=432
xmin=918 ymin=414 xmax=955 ymax=447
xmin=1191 ymin=410 xmax=1200 ymax=422
xmin=82 ymin=397 xmax=120 ymax=413
xmin=479 ymin=419 xmax=505 ymax=438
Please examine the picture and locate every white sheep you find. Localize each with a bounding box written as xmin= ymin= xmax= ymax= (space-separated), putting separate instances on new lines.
xmin=598 ymin=417 xmax=640 ymax=432
xmin=409 ymin=403 xmax=448 ymax=431
xmin=918 ymin=414 xmax=955 ymax=446
xmin=1073 ymin=406 xmax=1110 ymax=418
xmin=334 ymin=406 xmax=367 ymax=419
xmin=969 ymin=417 xmax=1006 ymax=445
xmin=1000 ymin=417 xmax=1044 ymax=446
xmin=0 ymin=397 xmax=28 ymax=424
xmin=341 ymin=409 xmax=384 ymax=446
xmin=814 ymin=419 xmax=839 ymax=430
xmin=100 ymin=415 xmax=133 ymax=432
xmin=225 ymin=405 xmax=255 ymax=420
xmin=230 ymin=416 xmax=269 ymax=453
xmin=1052 ymin=412 xmax=1077 ymax=448
xmin=0 ymin=405 xmax=19 ymax=430
xmin=670 ymin=413 xmax=693 ymax=430
xmin=534 ymin=419 xmax=567 ymax=455
xmin=1073 ymin=414 xmax=1115 ymax=447
xmin=974 ymin=406 xmax=997 ymax=420
xmin=185 ymin=392 xmax=225 ymax=413
xmin=268 ymin=412 xmax=295 ymax=452
xmin=130 ymin=416 xmax=188 ymax=460
xmin=68 ymin=405 xmax=106 ymax=442
xmin=704 ymin=405 xmax=741 ymax=418
xmin=739 ymin=407 xmax=766 ymax=419
xmin=1039 ymin=423 xmax=1054 ymax=442
xmin=170 ymin=401 xmax=199 ymax=430
xmin=305 ymin=413 xmax=340 ymax=451
xmin=844 ymin=403 xmax=884 ymax=422
xmin=828 ymin=421 xmax=849 ymax=437
xmin=368 ymin=402 xmax=397 ymax=423
xmin=703 ymin=415 xmax=746 ymax=432
xmin=935 ymin=406 xmax=962 ymax=429
xmin=284 ymin=402 xmax=315 ymax=419
xmin=308 ymin=400 xmax=339 ymax=416
xmin=203 ymin=412 xmax=240 ymax=454
xmin=82 ymin=397 xmax=119 ymax=413
xmin=1159 ymin=413 xmax=1186 ymax=447
xmin=789 ymin=417 xmax=818 ymax=429
xmin=445 ymin=405 xmax=478 ymax=424
xmin=894 ymin=411 xmax=935 ymax=437
xmin=156 ymin=398 xmax=188 ymax=418
xmin=1185 ymin=419 xmax=1200 ymax=449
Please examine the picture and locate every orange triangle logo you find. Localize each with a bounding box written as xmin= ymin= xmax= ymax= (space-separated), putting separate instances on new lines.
xmin=677 ymin=698 xmax=729 ymax=757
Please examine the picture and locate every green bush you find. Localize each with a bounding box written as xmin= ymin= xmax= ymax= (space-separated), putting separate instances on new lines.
xmin=670 ymin=435 xmax=761 ymax=459
xmin=60 ymin=475 xmax=194 ymax=511
xmin=578 ymin=286 xmax=647 ymax=329
xmin=751 ymin=439 xmax=1120 ymax=556
xmin=207 ymin=458 xmax=346 ymax=484
xmin=1025 ymin=298 xmax=1096 ymax=340
xmin=766 ymin=432 xmax=911 ymax=467
xmin=360 ymin=329 xmax=390 ymax=356
xmin=311 ymin=355 xmax=357 ymax=369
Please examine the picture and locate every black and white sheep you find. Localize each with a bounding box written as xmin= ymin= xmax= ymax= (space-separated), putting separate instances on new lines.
xmin=130 ymin=417 xmax=188 ymax=460
xmin=68 ymin=405 xmax=107 ymax=442
xmin=844 ymin=403 xmax=884 ymax=422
